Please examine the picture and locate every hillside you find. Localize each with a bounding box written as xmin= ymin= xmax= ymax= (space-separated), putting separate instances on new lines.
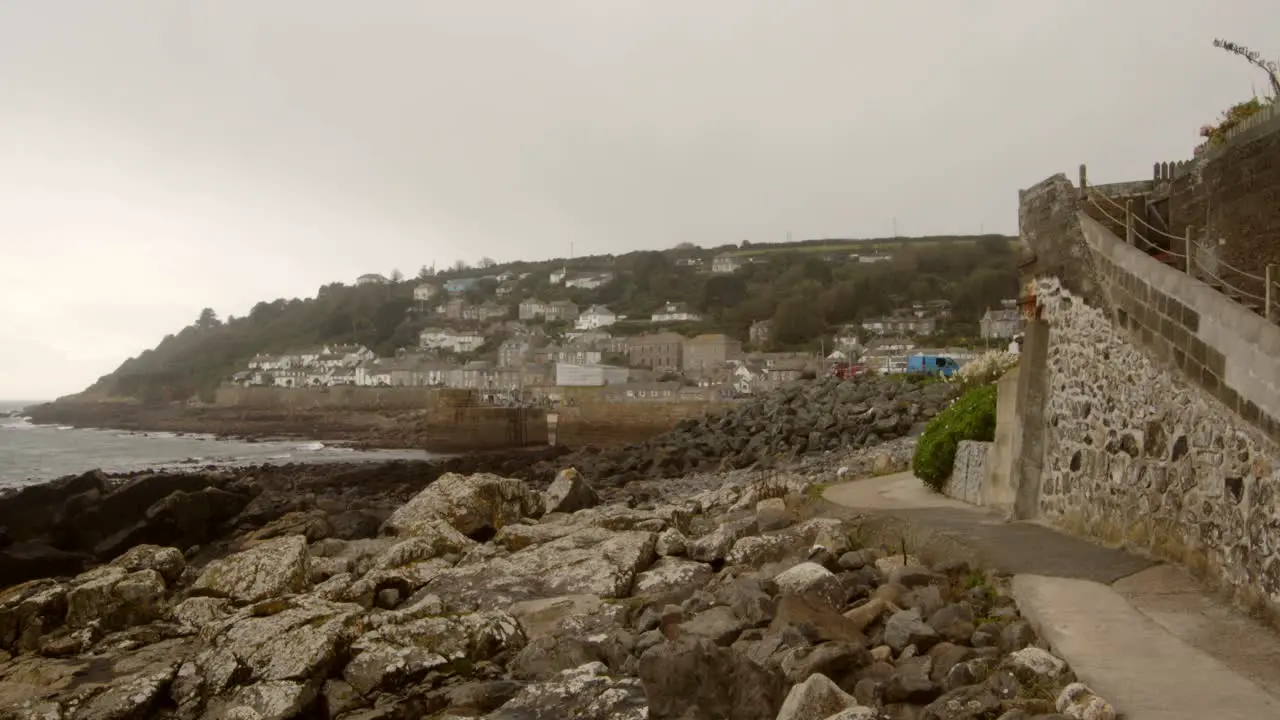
xmin=78 ymin=234 xmax=1019 ymax=402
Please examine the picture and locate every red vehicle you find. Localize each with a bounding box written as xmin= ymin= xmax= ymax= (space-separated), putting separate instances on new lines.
xmin=828 ymin=362 xmax=868 ymax=379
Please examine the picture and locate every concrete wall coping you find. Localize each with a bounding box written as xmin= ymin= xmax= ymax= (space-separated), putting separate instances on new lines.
xmin=1078 ymin=211 xmax=1280 ymax=422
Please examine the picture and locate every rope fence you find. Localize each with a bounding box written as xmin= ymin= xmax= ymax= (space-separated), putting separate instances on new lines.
xmin=1079 ymin=182 xmax=1280 ymax=323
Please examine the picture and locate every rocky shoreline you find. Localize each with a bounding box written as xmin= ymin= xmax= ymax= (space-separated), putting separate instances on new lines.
xmin=0 ymin=376 xmax=1116 ymax=719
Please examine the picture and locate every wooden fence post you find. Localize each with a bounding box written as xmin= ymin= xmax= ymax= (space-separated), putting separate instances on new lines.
xmin=1268 ymin=264 xmax=1277 ymax=324
xmin=1079 ymin=164 xmax=1088 ymax=190
xmin=1185 ymin=226 xmax=1194 ymax=276
xmin=1125 ymin=200 xmax=1135 ymax=247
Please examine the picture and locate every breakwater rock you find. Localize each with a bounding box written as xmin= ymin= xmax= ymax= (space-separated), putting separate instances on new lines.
xmin=547 ymin=375 xmax=958 ymax=486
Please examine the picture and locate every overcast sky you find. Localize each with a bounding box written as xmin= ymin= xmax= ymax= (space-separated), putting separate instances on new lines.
xmin=0 ymin=1 xmax=1274 ymax=400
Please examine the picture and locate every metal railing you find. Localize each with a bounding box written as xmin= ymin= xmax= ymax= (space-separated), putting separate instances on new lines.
xmin=1081 ymin=185 xmax=1280 ymax=323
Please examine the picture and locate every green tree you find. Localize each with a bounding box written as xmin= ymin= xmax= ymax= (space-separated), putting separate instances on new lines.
xmin=195 ymin=308 xmax=221 ymax=330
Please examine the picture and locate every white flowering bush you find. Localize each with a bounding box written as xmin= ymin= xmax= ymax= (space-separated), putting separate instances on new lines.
xmin=952 ymin=350 xmax=1018 ymax=391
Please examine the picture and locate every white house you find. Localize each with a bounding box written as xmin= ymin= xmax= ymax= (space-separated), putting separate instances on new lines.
xmin=518 ymin=299 xmax=550 ymax=321
xmin=413 ymin=284 xmax=439 ymax=302
xmin=555 ymin=363 xmax=629 ymax=387
xmin=651 ymin=301 xmax=702 ymax=323
xmin=566 ymin=272 xmax=614 ymax=289
xmin=856 ymin=253 xmax=892 ymax=264
xmin=575 ymin=305 xmax=618 ymax=330
xmin=711 ymin=254 xmax=742 ymax=274
xmin=418 ymin=328 xmax=486 ymax=353
xmin=550 ymin=268 xmax=567 ymax=285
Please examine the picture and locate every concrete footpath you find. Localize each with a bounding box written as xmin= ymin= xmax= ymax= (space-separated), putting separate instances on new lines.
xmin=824 ymin=472 xmax=1280 ymax=720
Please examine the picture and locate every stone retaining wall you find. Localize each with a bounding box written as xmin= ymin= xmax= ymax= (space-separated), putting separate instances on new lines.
xmin=1035 ymin=275 xmax=1280 ymax=622
xmin=943 ymin=440 xmax=990 ymax=506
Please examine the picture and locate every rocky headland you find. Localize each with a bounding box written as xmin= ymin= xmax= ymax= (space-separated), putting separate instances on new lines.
xmin=0 ymin=376 xmax=1113 ymax=719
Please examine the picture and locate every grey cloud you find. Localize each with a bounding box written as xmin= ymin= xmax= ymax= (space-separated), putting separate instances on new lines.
xmin=0 ymin=0 xmax=1274 ymax=398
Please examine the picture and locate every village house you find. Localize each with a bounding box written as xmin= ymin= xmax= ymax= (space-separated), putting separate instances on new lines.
xmin=913 ymin=299 xmax=952 ymax=320
xmin=576 ymin=305 xmax=617 ymax=330
xmin=443 ymin=277 xmax=481 ymax=294
xmin=675 ymin=257 xmax=704 ymax=267
xmin=980 ymin=307 xmax=1023 ymax=340
xmin=627 ymin=332 xmax=685 ymax=372
xmin=555 ymin=363 xmax=630 ymax=387
xmin=833 ymin=324 xmax=862 ymax=352
xmin=356 ymin=273 xmax=388 ymax=285
xmin=683 ymin=333 xmax=744 ymax=376
xmin=711 ymin=253 xmax=743 ymax=274
xmin=549 ymin=267 xmax=567 ymax=285
xmin=418 ymin=327 xmax=486 ymax=354
xmin=439 ymin=298 xmax=467 ymax=320
xmin=651 ymin=301 xmax=702 ymax=324
xmin=462 ymin=301 xmax=509 ymax=323
xmin=535 ymin=343 xmax=602 ymax=366
xmin=413 ymin=284 xmax=439 ymax=303
xmin=748 ymin=320 xmax=773 ymax=347
xmin=861 ymin=313 xmax=937 ymax=337
xmin=498 ymin=338 xmax=531 ymax=368
xmin=495 ymin=284 xmax=516 ymax=297
xmin=565 ymin=272 xmax=614 ymax=289
xmin=564 ymin=328 xmax=612 ymax=347
xmin=547 ymin=300 xmax=580 ymax=322
xmin=518 ymin=299 xmax=550 ymax=321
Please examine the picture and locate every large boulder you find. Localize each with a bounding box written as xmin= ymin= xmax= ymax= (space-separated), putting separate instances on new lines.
xmin=776 ymin=673 xmax=861 ymax=720
xmin=342 ymin=609 xmax=524 ymax=696
xmin=541 ymin=468 xmax=600 ymax=514
xmin=632 ymin=557 xmax=715 ymax=601
xmin=0 ymin=579 xmax=69 ymax=654
xmin=0 ymin=541 xmax=94 ymax=588
xmin=189 ymin=535 xmax=310 ymax=604
xmin=424 ymin=528 xmax=656 ymax=610
xmin=0 ymin=469 xmax=108 ymax=544
xmin=639 ymin=637 xmax=786 ymax=720
xmin=170 ymin=595 xmax=362 ymax=717
xmin=65 ymin=566 xmax=167 ymax=631
xmin=381 ymin=472 xmax=542 ymax=540
xmin=488 ymin=661 xmax=648 ymax=720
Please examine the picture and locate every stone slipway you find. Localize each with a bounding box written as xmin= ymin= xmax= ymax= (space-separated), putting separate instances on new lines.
xmin=825 ymin=471 xmax=1280 ymax=720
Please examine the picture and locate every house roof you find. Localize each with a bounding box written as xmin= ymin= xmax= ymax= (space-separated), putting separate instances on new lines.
xmin=686 ymin=333 xmax=739 ymax=345
xmin=983 ymin=308 xmax=1021 ymax=322
xmin=583 ymin=305 xmax=615 ymax=315
xmin=629 ymin=332 xmax=685 ymax=346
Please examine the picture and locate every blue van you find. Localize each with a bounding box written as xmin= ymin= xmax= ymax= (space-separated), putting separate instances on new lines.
xmin=907 ymin=354 xmax=962 ymax=377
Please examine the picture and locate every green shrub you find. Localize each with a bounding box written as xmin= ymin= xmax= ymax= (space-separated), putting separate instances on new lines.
xmin=912 ymin=384 xmax=998 ymax=492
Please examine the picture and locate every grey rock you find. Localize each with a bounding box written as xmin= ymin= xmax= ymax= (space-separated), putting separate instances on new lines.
xmin=190 ymin=534 xmax=310 ymax=604
xmin=381 ymin=472 xmax=542 ymax=539
xmin=633 ymin=557 xmax=715 ymax=601
xmin=489 ymin=661 xmax=648 ymax=720
xmin=999 ymin=620 xmax=1036 ymax=653
xmin=655 ymin=527 xmax=687 ymax=557
xmin=687 ymin=519 xmax=758 ymax=563
xmin=922 ymin=684 xmax=1002 ymax=720
xmin=943 ymin=657 xmax=994 ymax=692
xmin=885 ymin=656 xmax=940 ymax=704
xmin=542 ymin=467 xmax=600 ymax=514
xmin=773 ymin=562 xmax=845 ymax=611
xmin=639 ymin=637 xmax=786 ymax=720
xmin=927 ymin=603 xmax=976 ymax=644
xmin=775 ymin=673 xmax=858 ymax=720
xmin=781 ymin=640 xmax=871 ymax=687
xmin=679 ymin=605 xmax=749 ymax=646
xmin=509 ymin=634 xmax=602 ymax=680
xmin=884 ymin=609 xmax=940 ymax=653
xmin=889 ymin=565 xmax=946 ymax=589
